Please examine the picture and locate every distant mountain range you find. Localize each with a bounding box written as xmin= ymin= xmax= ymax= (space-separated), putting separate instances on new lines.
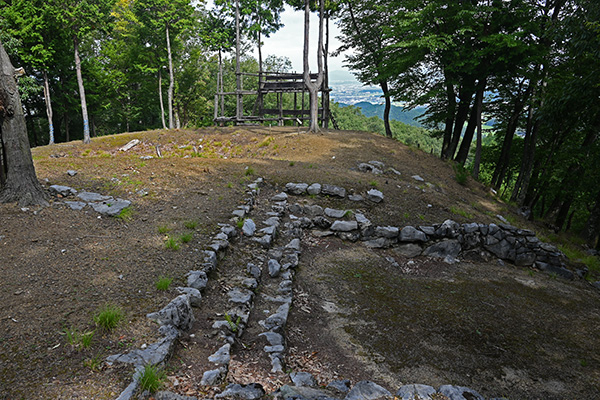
xmin=339 ymin=102 xmax=427 ymax=128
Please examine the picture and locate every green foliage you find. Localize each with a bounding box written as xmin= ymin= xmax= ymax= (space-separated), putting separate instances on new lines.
xmin=164 ymin=236 xmax=180 ymax=250
xmin=116 ymin=207 xmax=133 ymax=221
xmin=453 ymin=163 xmax=469 ymax=185
xmin=224 ymin=313 xmax=241 ymax=333
xmin=94 ymin=304 xmax=123 ymax=332
xmin=64 ymin=327 xmax=95 ymax=350
xmin=450 ymin=206 xmax=473 ymax=219
xmin=157 ymin=225 xmax=171 ymax=234
xmin=184 ymin=220 xmax=198 ymax=229
xmin=179 ymin=232 xmax=193 ymax=243
xmin=155 ymin=276 xmax=173 ymax=291
xmin=138 ymin=364 xmax=167 ymax=393
xmin=84 ymin=354 xmax=103 ymax=371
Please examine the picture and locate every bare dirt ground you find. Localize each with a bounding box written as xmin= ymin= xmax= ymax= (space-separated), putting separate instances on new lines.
xmin=1 ymin=127 xmax=599 ymax=399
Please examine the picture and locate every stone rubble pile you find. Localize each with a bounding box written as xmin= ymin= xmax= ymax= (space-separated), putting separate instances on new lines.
xmin=48 ymin=184 xmax=131 ymax=217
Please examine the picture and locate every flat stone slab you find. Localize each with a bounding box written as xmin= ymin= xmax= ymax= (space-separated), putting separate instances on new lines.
xmin=65 ymin=201 xmax=87 ymax=210
xmin=216 ymin=383 xmax=266 ymax=400
xmin=50 ymin=185 xmax=78 ymax=197
xmin=77 ymin=191 xmax=112 ymax=202
xmin=325 ymin=208 xmax=347 ymax=218
xmin=396 ymin=384 xmax=436 ymax=400
xmin=345 ymin=381 xmax=391 ymax=400
xmin=331 ymin=221 xmax=358 ymax=232
xmin=89 ymin=199 xmax=131 ymax=216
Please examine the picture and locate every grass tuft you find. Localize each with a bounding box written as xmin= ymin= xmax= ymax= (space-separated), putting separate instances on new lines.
xmin=179 ymin=232 xmax=193 ymax=243
xmin=184 ymin=220 xmax=197 ymax=230
xmin=94 ymin=304 xmax=123 ymax=332
xmin=116 ymin=207 xmax=133 ymax=221
xmin=138 ymin=364 xmax=167 ymax=393
xmin=245 ymin=166 xmax=255 ymax=176
xmin=155 ymin=276 xmax=173 ymax=291
xmin=157 ymin=225 xmax=170 ymax=234
xmin=164 ymin=236 xmax=180 ymax=250
xmin=453 ymin=162 xmax=469 ymax=185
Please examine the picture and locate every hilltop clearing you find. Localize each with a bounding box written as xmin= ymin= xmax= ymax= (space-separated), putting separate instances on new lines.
xmin=1 ymin=127 xmax=599 ymax=400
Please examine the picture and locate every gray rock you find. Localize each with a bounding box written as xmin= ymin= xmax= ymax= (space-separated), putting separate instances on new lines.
xmin=290 ymin=371 xmax=317 ymax=387
xmin=515 ymin=252 xmax=536 ymax=266
xmin=437 ymin=385 xmax=484 ymax=400
xmin=147 ymin=295 xmax=194 ymax=331
xmin=260 ymin=226 xmax=277 ymax=236
xmin=228 ymin=288 xmax=254 ymax=305
xmin=307 ymin=183 xmax=322 ymax=195
xmin=66 ymin=170 xmax=77 ymax=176
xmin=394 ymin=243 xmax=422 ymax=257
xmin=107 ymin=326 xmax=178 ymax=368
xmin=349 ymin=194 xmax=364 ymax=202
xmin=423 ymin=240 xmax=461 ymax=259
xmin=176 ymin=287 xmax=202 ymax=307
xmin=389 ymin=167 xmax=402 ymax=176
xmin=209 ymin=239 xmax=229 ymax=252
xmin=217 ymin=383 xmax=265 ymax=400
xmin=325 ymin=208 xmax=347 ymax=218
xmin=485 ymin=239 xmax=515 ymax=261
xmin=435 ymin=219 xmax=460 ymax=238
xmin=65 ymin=201 xmax=87 ymax=210
xmin=536 ymin=262 xmax=574 ymax=280
xmin=399 ymin=226 xmax=428 ymax=242
xmin=462 ymin=222 xmax=479 ymax=234
xmin=268 ymin=259 xmax=282 ymax=278
xmin=247 ymin=263 xmax=262 ymax=280
xmin=90 ymin=199 xmax=131 ymax=216
xmin=276 ymin=385 xmax=339 ymax=400
xmin=271 ymin=356 xmax=284 ymax=373
xmin=312 ymin=230 xmax=335 ymax=237
xmin=419 ymin=226 xmax=436 ymax=236
xmin=305 ymin=205 xmax=324 ymax=216
xmin=264 ymin=217 xmax=281 ymax=227
xmin=411 ymin=175 xmax=425 ymax=182
xmin=264 ymin=344 xmax=285 ymax=353
xmin=187 ymin=271 xmax=208 ymax=291
xmin=345 ymin=381 xmax=391 ymax=400
xmin=115 ymin=379 xmax=140 ymax=400
xmin=221 ymin=225 xmax=237 ymax=238
xmin=272 ymin=192 xmax=288 ymax=202
xmin=208 ymin=343 xmax=231 ymax=365
xmin=242 ymin=277 xmax=259 ymax=290
xmin=155 ymin=391 xmax=198 ymax=400
xmin=366 ymin=189 xmax=384 ymax=203
xmin=254 ymin=235 xmax=273 ymax=248
xmin=77 ymin=191 xmax=111 ymax=202
xmin=338 ymin=231 xmax=361 ymax=242
xmin=288 ymin=203 xmax=304 ymax=215
xmin=364 ymin=238 xmax=395 ymax=248
xmin=396 ymin=384 xmax=436 ymax=400
xmin=369 ymin=160 xmax=385 ymax=169
xmin=327 ymin=380 xmax=351 ymax=393
xmin=286 ymin=183 xmax=309 ymax=195
xmin=259 ymin=331 xmax=284 ymax=346
xmin=322 ymin=184 xmax=347 ymax=198
xmin=200 ymin=368 xmax=223 ymax=386
xmin=242 ymin=219 xmax=256 ymax=236
xmin=331 ymin=221 xmax=358 ymax=232
xmin=358 ymin=163 xmax=383 ymax=174
xmin=50 ymin=185 xmax=77 ymax=197
xmin=374 ymin=226 xmax=399 ymax=239
xmin=215 ymin=232 xmax=229 ymax=241
xmin=313 ymin=216 xmax=332 ymax=229
xmin=262 ymin=302 xmax=290 ymax=330
xmin=233 ymin=209 xmax=246 ymax=218
xmin=286 ymin=238 xmax=301 ymax=251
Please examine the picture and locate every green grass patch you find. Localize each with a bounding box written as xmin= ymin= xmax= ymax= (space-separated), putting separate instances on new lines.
xmin=84 ymin=354 xmax=102 ymax=371
xmin=164 ymin=236 xmax=180 ymax=250
xmin=138 ymin=364 xmax=167 ymax=393
xmin=369 ymin=180 xmax=378 ymax=187
xmin=258 ymin=136 xmax=274 ymax=147
xmin=245 ymin=166 xmax=255 ymax=176
xmin=450 ymin=206 xmax=474 ymax=219
xmin=94 ymin=304 xmax=123 ymax=332
xmin=155 ymin=276 xmax=173 ymax=291
xmin=116 ymin=207 xmax=133 ymax=221
xmin=289 ymin=161 xmax=295 ymax=167
xmin=179 ymin=232 xmax=193 ymax=243
xmin=184 ymin=220 xmax=198 ymax=230
xmin=453 ymin=162 xmax=469 ymax=185
xmin=64 ymin=327 xmax=95 ymax=350
xmin=157 ymin=225 xmax=171 ymax=234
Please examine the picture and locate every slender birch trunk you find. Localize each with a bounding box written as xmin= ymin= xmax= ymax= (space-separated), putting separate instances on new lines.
xmin=42 ymin=71 xmax=55 ymax=145
xmin=74 ymin=38 xmax=90 ymax=144
xmin=158 ymin=69 xmax=166 ymax=129
xmin=166 ymin=25 xmax=174 ymax=130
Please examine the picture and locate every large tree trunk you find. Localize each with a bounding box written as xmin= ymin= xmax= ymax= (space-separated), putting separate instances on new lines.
xmin=472 ymin=82 xmax=485 ymax=180
xmin=303 ymin=0 xmax=325 ymax=133
xmin=441 ymin=80 xmax=456 ymax=158
xmin=0 ymin=40 xmax=48 ymax=206
xmin=381 ymin=80 xmax=393 ymax=138
xmin=166 ymin=25 xmax=174 ymax=130
xmin=585 ymin=189 xmax=600 ymax=249
xmin=455 ymin=77 xmax=486 ymax=165
xmin=158 ymin=69 xmax=166 ymax=129
xmin=42 ymin=71 xmax=55 ymax=145
xmin=444 ymin=80 xmax=475 ymax=159
xmin=74 ymin=38 xmax=90 ymax=144
xmin=235 ymin=0 xmax=243 ymax=121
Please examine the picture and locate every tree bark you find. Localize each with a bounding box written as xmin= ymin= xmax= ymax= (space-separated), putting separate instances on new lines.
xmin=303 ymin=0 xmax=325 ymax=133
xmin=235 ymin=0 xmax=243 ymax=121
xmin=158 ymin=69 xmax=166 ymax=129
xmin=73 ymin=38 xmax=90 ymax=144
xmin=585 ymin=189 xmax=600 ymax=248
xmin=166 ymin=24 xmax=174 ymax=130
xmin=441 ymin=79 xmax=456 ymax=158
xmin=472 ymin=82 xmax=485 ymax=180
xmin=455 ymin=77 xmax=486 ymax=165
xmin=0 ymin=40 xmax=48 ymax=206
xmin=42 ymin=71 xmax=55 ymax=145
xmin=381 ymin=80 xmax=393 ymax=138
xmin=444 ymin=80 xmax=474 ymax=159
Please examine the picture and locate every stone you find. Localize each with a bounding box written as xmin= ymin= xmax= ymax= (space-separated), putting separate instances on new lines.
xmin=358 ymin=163 xmax=382 ymax=174
xmin=90 ymin=199 xmax=131 ymax=216
xmin=307 ymin=183 xmax=322 ymax=195
xmin=322 ymin=184 xmax=347 ymax=198
xmin=399 ymin=226 xmax=428 ymax=242
xmin=515 ymin=252 xmax=536 ymax=266
xmin=77 ymin=191 xmax=111 ymax=202
xmin=147 ymin=295 xmax=194 ymax=331
xmin=366 ymin=189 xmax=384 ymax=203
xmin=208 ymin=343 xmax=231 ymax=365
xmin=313 ymin=216 xmax=332 ymax=229
xmin=331 ymin=221 xmax=358 ymax=232
xmin=485 ymin=239 xmax=515 ymax=261
xmin=176 ymin=287 xmax=202 ymax=307
xmin=65 ymin=201 xmax=87 ymax=210
xmin=325 ymin=208 xmax=347 ymax=218
xmin=288 ymin=203 xmax=303 ymax=215
xmin=228 ymin=288 xmax=254 ymax=305
xmin=268 ymin=259 xmax=282 ymax=278
xmin=535 ymin=262 xmax=574 ymax=280
xmin=394 ymin=243 xmax=422 ymax=257
xmin=215 ymin=232 xmax=229 ymax=241
xmin=411 ymin=175 xmax=425 ymax=182
xmin=327 ymin=380 xmax=351 ymax=393
xmin=233 ymin=209 xmax=246 ymax=218
xmin=262 ymin=302 xmax=290 ymax=330
xmin=291 ymin=372 xmax=317 ymax=387
xmin=369 ymin=160 xmax=385 ymax=169
xmin=107 ymin=326 xmax=178 ymax=368
xmin=374 ymin=226 xmax=399 ymax=239
xmin=286 ymin=183 xmax=309 ymax=195
xmin=462 ymin=222 xmax=479 ymax=234
xmin=200 ymin=369 xmax=223 ymax=385
xmin=364 ymin=238 xmax=395 ymax=248
xmin=260 ymin=226 xmax=277 ymax=236
xmin=50 ymin=185 xmax=77 ymax=197
xmin=247 ymin=263 xmax=262 ymax=280
xmin=154 ymin=391 xmax=198 ymax=400
xmin=286 ymin=238 xmax=301 ymax=251
xmin=264 ymin=217 xmax=281 ymax=227
xmin=254 ymin=235 xmax=272 ymax=248
xmin=423 ymin=240 xmax=461 ymax=259
xmin=312 ymin=230 xmax=335 ymax=237
xmin=187 ymin=271 xmax=208 ymax=291
xmin=259 ymin=331 xmax=284 ymax=346
xmin=272 ymin=192 xmax=288 ymax=202
xmin=396 ymin=384 xmax=436 ymax=400
xmin=344 ymin=381 xmax=391 ymax=400
xmin=349 ymin=194 xmax=364 ymax=202
xmin=216 ymin=383 xmax=265 ymax=400
xmin=437 ymin=385 xmax=484 ymax=400
xmin=264 ymin=344 xmax=285 ymax=353
xmin=419 ymin=226 xmax=436 ymax=236
xmin=241 ymin=277 xmax=259 ymax=290
xmin=338 ymin=231 xmax=361 ymax=242
xmin=435 ymin=219 xmax=460 ymax=238
xmin=242 ymin=219 xmax=256 ymax=236
xmin=305 ymin=205 xmax=324 ymax=216
xmin=275 ymin=385 xmax=338 ymax=400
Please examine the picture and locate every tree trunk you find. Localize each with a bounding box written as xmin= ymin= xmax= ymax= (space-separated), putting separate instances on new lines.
xmin=235 ymin=0 xmax=243 ymax=121
xmin=472 ymin=82 xmax=485 ymax=180
xmin=166 ymin=24 xmax=174 ymax=130
xmin=441 ymin=80 xmax=456 ymax=159
xmin=585 ymin=189 xmax=600 ymax=248
xmin=455 ymin=77 xmax=486 ymax=165
xmin=323 ymin=13 xmax=330 ymax=129
xmin=74 ymin=38 xmax=90 ymax=144
xmin=0 ymin=40 xmax=48 ymax=206
xmin=158 ymin=69 xmax=166 ymax=129
xmin=381 ymin=80 xmax=393 ymax=138
xmin=42 ymin=71 xmax=55 ymax=145
xmin=511 ymin=103 xmax=538 ymax=205
xmin=444 ymin=80 xmax=474 ymax=159
xmin=303 ymin=0 xmax=324 ymax=133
